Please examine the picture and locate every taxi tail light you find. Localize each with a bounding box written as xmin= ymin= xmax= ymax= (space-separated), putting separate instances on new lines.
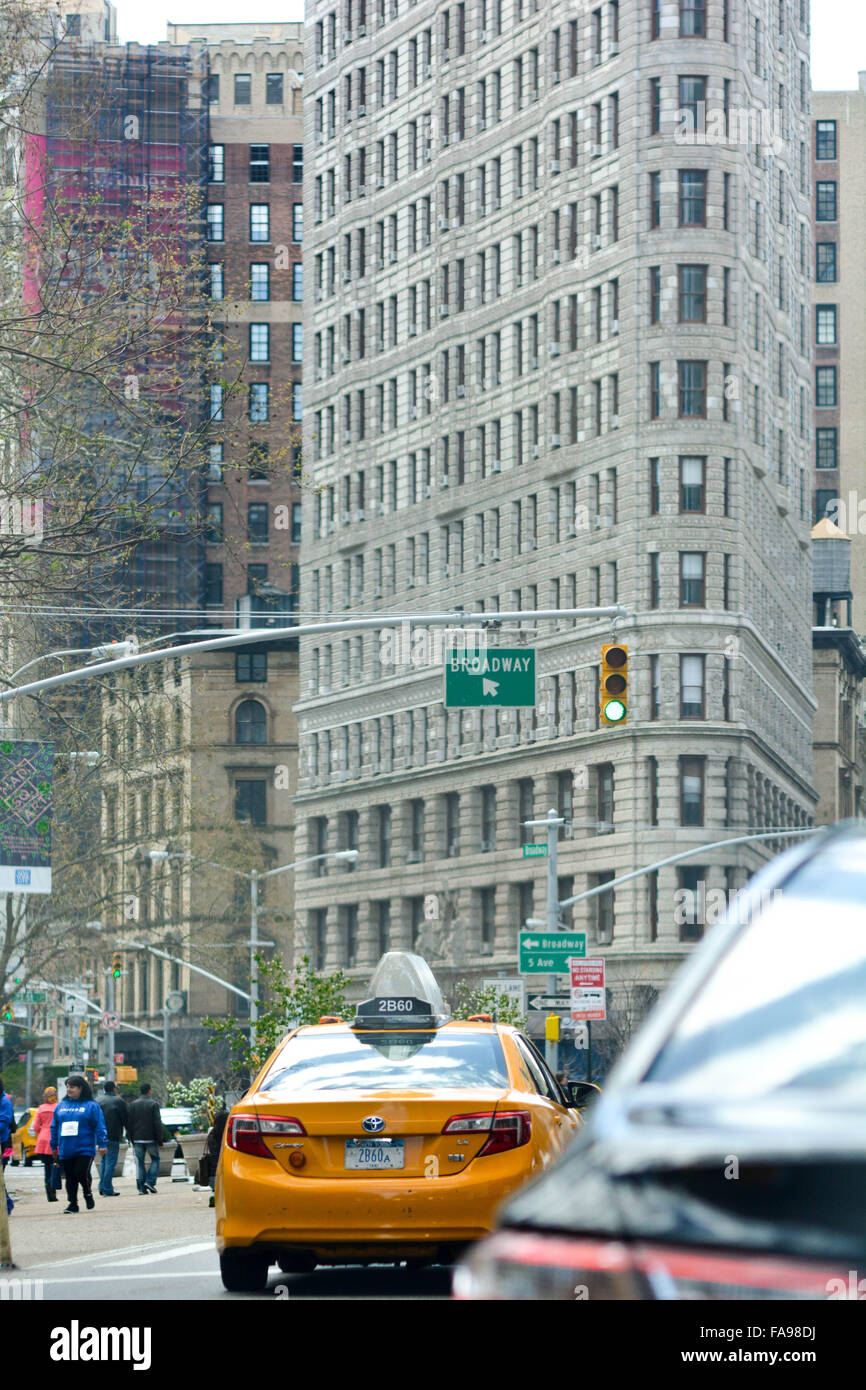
xmin=442 ymin=1110 xmax=531 ymax=1154
xmin=477 ymin=1110 xmax=531 ymax=1156
xmin=226 ymin=1113 xmax=306 ymax=1158
xmin=453 ymin=1231 xmax=843 ymax=1300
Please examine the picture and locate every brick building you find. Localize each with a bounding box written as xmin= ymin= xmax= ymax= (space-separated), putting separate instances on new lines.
xmin=166 ymin=22 xmax=306 ymax=622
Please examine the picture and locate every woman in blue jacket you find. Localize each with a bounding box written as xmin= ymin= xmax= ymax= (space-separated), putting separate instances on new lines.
xmin=50 ymin=1075 xmax=107 ymax=1214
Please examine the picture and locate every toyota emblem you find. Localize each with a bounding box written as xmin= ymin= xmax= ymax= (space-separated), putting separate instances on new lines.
xmin=362 ymin=1115 xmax=386 ymax=1134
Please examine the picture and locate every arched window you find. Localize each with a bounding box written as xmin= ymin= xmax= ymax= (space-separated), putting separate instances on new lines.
xmin=235 ymin=698 xmax=267 ymax=744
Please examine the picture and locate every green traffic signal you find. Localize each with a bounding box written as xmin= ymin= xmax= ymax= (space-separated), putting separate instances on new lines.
xmin=602 ymin=698 xmax=627 ymax=723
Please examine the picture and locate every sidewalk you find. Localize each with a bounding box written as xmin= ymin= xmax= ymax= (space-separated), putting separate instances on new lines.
xmin=3 ymin=1162 xmax=214 ymax=1269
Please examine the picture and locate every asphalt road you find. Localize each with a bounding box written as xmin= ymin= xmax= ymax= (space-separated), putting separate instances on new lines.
xmin=1 ymin=1163 xmax=451 ymax=1301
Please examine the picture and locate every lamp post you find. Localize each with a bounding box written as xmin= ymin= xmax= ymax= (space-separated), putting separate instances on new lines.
xmin=146 ymin=848 xmax=359 ymax=1046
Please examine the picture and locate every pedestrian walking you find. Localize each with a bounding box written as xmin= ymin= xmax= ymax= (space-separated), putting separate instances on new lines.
xmin=50 ymin=1076 xmax=107 ymax=1214
xmin=127 ymin=1083 xmax=167 ymax=1195
xmin=0 ymin=1078 xmax=14 ymax=1217
xmin=97 ymin=1081 xmax=128 ymax=1196
xmin=0 ymin=1080 xmax=13 ymax=1168
xmin=33 ymin=1087 xmax=60 ymax=1203
xmin=205 ymin=1102 xmax=229 ymax=1208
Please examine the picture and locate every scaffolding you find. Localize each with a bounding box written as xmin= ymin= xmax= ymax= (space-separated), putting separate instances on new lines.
xmin=42 ymin=42 xmax=211 ymax=634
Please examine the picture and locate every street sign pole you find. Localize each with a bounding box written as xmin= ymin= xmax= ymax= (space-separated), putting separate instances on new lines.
xmin=546 ymin=810 xmax=560 ymax=1074
xmin=24 ymin=1002 xmax=32 ymax=1107
xmin=107 ymin=971 xmax=116 ymax=1083
xmin=587 ymin=1022 xmax=593 ymax=1083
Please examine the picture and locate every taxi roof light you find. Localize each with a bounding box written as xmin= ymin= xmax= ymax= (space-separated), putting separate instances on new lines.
xmin=353 ymin=950 xmax=448 ymax=1030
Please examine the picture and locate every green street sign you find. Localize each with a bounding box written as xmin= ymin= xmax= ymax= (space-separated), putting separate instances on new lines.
xmin=519 ymin=930 xmax=587 ymax=974
xmin=444 ymin=648 xmax=535 ymax=707
xmin=522 ymin=843 xmax=548 ymax=858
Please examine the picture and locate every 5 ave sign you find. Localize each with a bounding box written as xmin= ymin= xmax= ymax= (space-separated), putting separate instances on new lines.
xmin=519 ymin=930 xmax=586 ymax=974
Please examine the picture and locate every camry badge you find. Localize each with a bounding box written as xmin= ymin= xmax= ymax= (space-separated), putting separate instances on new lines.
xmin=362 ymin=1115 xmax=386 ymax=1133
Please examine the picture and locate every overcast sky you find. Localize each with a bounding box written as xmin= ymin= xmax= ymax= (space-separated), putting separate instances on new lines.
xmin=116 ymin=0 xmax=863 ymax=91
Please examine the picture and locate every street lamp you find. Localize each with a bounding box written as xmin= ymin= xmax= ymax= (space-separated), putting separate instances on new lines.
xmin=145 ymin=847 xmax=360 ymax=1045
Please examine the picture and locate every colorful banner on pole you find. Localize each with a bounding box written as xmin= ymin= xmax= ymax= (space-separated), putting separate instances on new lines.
xmin=0 ymin=739 xmax=54 ymax=893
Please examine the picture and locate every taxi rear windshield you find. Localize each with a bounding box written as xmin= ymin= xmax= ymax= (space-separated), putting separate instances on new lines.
xmin=259 ymin=1031 xmax=508 ymax=1094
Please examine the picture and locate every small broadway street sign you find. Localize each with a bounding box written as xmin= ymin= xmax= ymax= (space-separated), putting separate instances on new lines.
xmin=522 ymin=843 xmax=548 ymax=858
xmin=444 ymin=648 xmax=536 ymax=707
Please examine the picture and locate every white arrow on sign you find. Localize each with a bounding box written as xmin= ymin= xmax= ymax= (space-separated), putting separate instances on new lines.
xmin=482 ymin=678 xmax=499 ymax=696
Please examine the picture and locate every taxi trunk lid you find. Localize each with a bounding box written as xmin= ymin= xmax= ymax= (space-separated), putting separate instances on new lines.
xmin=254 ymin=1091 xmax=510 ymax=1179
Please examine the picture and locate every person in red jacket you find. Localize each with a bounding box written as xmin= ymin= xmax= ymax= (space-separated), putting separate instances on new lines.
xmin=33 ymin=1086 xmax=59 ymax=1202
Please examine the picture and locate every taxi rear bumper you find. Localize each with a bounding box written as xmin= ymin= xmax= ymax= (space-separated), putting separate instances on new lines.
xmin=216 ymin=1147 xmax=537 ymax=1256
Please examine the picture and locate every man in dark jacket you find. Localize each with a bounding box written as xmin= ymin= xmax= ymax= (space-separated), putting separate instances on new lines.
xmin=97 ymin=1081 xmax=128 ymax=1197
xmin=127 ymin=1083 xmax=166 ymax=1195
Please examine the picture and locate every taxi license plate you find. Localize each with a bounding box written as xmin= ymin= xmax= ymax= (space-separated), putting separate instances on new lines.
xmin=344 ymin=1139 xmax=405 ymax=1170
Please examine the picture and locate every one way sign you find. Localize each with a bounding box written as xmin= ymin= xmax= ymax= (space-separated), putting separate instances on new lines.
xmin=528 ymin=993 xmax=570 ymax=1011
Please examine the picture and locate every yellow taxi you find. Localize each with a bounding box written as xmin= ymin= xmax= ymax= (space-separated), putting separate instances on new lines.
xmin=11 ymin=1107 xmax=37 ymax=1165
xmin=216 ymin=953 xmax=583 ymax=1291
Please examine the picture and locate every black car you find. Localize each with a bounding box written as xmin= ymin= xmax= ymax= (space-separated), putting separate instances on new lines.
xmin=454 ymin=825 xmax=866 ymax=1299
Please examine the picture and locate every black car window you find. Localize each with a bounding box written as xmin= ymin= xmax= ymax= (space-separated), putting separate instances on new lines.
xmin=515 ymin=1035 xmax=561 ymax=1103
xmin=259 ymin=1029 xmax=509 ymax=1093
xmin=646 ymin=838 xmax=866 ymax=1101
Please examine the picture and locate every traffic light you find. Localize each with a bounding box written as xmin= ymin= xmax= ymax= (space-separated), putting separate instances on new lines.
xmin=600 ymin=643 xmax=628 ymax=725
xmin=545 ymin=1014 xmax=561 ymax=1043
xmin=1 ymin=1000 xmax=13 ymax=1022
xmin=111 ymin=951 xmax=123 ymax=979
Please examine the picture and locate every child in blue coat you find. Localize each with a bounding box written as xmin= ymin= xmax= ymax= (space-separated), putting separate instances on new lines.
xmin=50 ymin=1075 xmax=107 ymax=1213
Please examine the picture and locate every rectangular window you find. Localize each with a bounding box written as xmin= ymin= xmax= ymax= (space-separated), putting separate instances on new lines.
xmin=649 ymin=171 xmax=661 ymax=228
xmin=293 ymin=145 xmax=304 ymax=183
xmin=678 ymin=360 xmax=707 ymax=417
xmin=680 ymin=0 xmax=706 ymax=37
xmin=250 ymin=204 xmax=270 ymax=241
xmin=250 ymin=263 xmax=270 ymax=300
xmin=678 ymin=865 xmax=705 ymax=941
xmin=649 ymin=265 xmax=661 ymax=324
xmin=206 ymin=502 xmax=223 ymax=543
xmin=207 ymin=73 xmax=219 ymax=104
xmin=248 ymin=503 xmax=269 ymax=544
xmin=678 ymin=75 xmax=706 ymax=133
xmin=679 ymin=757 xmax=705 ymax=827
xmin=293 ymin=263 xmax=304 ymax=301
xmin=815 ymin=365 xmax=838 ymax=408
xmin=678 ymin=264 xmax=707 ymax=321
xmin=209 ymin=263 xmax=224 ymax=300
xmin=596 ymin=763 xmax=614 ymax=830
xmin=649 ymin=457 xmax=660 ymax=514
xmin=816 ymin=428 xmax=838 ymax=469
xmin=816 ymin=181 xmax=837 ymax=221
xmin=209 ymin=383 xmax=224 ymax=421
xmin=208 ymin=145 xmax=224 ymax=182
xmin=816 ymin=304 xmax=837 ymax=345
xmin=266 ymin=72 xmax=284 ymax=104
xmin=680 ymin=654 xmax=705 ymax=717
xmin=816 ymin=243 xmax=837 ymax=282
xmin=249 ymin=323 xmax=269 ymax=362
xmin=236 ymin=650 xmax=268 ymax=682
xmin=649 ymin=361 xmax=661 ymax=419
xmin=204 ymin=562 xmax=223 ymax=606
xmin=249 ymin=144 xmax=270 ymax=182
xmin=234 ymin=73 xmax=251 ymax=105
xmin=649 ymin=552 xmax=660 ymax=608
xmin=235 ymin=780 xmax=266 ymax=825
xmin=206 ymin=205 xmax=224 ymax=242
xmin=649 ymin=77 xmax=661 ymax=134
xmin=680 ymin=456 xmax=705 ymax=512
xmin=815 ymin=119 xmax=837 ymax=161
xmin=292 ymin=322 xmax=304 ymax=362
xmin=249 ymin=383 xmax=269 ymax=422
xmin=293 ymin=204 xmax=304 ymax=242
xmin=680 ymin=552 xmax=706 ymax=606
xmin=679 ymin=169 xmax=707 ymax=225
